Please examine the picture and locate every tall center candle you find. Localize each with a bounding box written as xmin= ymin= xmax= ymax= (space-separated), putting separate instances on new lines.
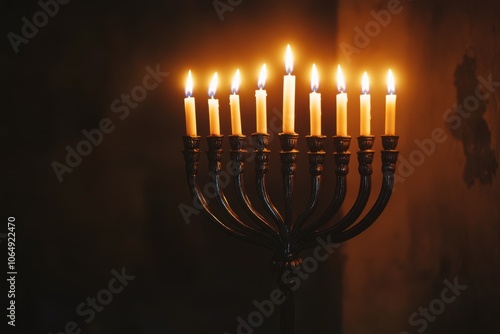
xmin=230 ymin=69 xmax=242 ymax=135
xmin=184 ymin=70 xmax=197 ymax=136
xmin=208 ymin=72 xmax=220 ymax=136
xmin=255 ymin=64 xmax=267 ymax=134
xmin=309 ymin=64 xmax=321 ymax=136
xmin=336 ymin=65 xmax=348 ymax=136
xmin=283 ymin=45 xmax=296 ymax=134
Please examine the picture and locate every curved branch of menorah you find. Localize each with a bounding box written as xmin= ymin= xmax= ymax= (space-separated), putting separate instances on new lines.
xmin=315 ymin=136 xmax=399 ymax=244
xmin=229 ymin=135 xmax=284 ymax=247
xmin=252 ymin=134 xmax=286 ymax=232
xmin=182 ymin=133 xmax=399 ymax=334
xmin=183 ymin=136 xmax=278 ymax=251
xmin=295 ymin=136 xmax=375 ymax=248
xmin=295 ymin=135 xmax=399 ymax=251
xmin=294 ymin=136 xmax=351 ymax=243
xmin=290 ymin=135 xmax=326 ymax=238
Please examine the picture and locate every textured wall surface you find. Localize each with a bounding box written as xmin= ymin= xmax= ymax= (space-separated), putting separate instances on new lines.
xmin=337 ymin=0 xmax=500 ymax=333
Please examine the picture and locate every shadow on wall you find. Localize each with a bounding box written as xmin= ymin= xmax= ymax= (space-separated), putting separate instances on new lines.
xmin=450 ymin=53 xmax=498 ymax=187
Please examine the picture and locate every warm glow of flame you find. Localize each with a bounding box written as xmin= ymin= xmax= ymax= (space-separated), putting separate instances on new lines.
xmin=185 ymin=70 xmax=193 ymax=97
xmin=208 ymin=72 xmax=218 ymax=97
xmin=337 ymin=65 xmax=345 ymax=93
xmin=311 ymin=64 xmax=319 ymax=92
xmin=285 ymin=44 xmax=293 ymax=74
xmin=231 ymin=69 xmax=240 ymax=94
xmin=387 ymin=69 xmax=395 ymax=94
xmin=258 ymin=64 xmax=267 ymax=89
xmin=362 ymin=72 xmax=369 ymax=94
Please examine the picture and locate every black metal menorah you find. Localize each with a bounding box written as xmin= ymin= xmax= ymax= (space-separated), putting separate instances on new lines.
xmin=182 ymin=132 xmax=399 ymax=334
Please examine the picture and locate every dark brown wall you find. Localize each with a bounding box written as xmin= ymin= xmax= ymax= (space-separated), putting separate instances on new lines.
xmin=337 ymin=0 xmax=500 ymax=333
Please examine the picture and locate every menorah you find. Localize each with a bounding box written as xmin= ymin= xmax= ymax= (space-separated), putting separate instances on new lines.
xmin=182 ymin=130 xmax=399 ymax=334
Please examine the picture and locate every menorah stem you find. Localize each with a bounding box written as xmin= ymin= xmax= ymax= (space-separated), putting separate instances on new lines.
xmin=272 ymin=255 xmax=301 ymax=334
xmin=279 ymin=133 xmax=299 ymax=252
xmin=280 ymin=288 xmax=294 ymax=334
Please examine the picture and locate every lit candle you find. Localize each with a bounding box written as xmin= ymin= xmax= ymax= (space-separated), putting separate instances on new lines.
xmin=255 ymin=64 xmax=267 ymax=134
xmin=309 ymin=64 xmax=321 ymax=136
xmin=184 ymin=70 xmax=197 ymax=136
xmin=208 ymin=72 xmax=220 ymax=136
xmin=360 ymin=72 xmax=371 ymax=136
xmin=336 ymin=65 xmax=348 ymax=136
xmin=385 ymin=69 xmax=396 ymax=135
xmin=230 ymin=69 xmax=242 ymax=135
xmin=283 ymin=44 xmax=296 ymax=134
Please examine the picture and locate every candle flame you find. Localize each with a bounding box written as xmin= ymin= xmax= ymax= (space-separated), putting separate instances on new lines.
xmin=337 ymin=65 xmax=345 ymax=93
xmin=208 ymin=72 xmax=218 ymax=98
xmin=258 ymin=64 xmax=267 ymax=89
xmin=311 ymin=64 xmax=319 ymax=92
xmin=185 ymin=70 xmax=193 ymax=97
xmin=362 ymin=72 xmax=369 ymax=94
xmin=387 ymin=69 xmax=395 ymax=94
xmin=285 ymin=44 xmax=293 ymax=74
xmin=231 ymin=69 xmax=240 ymax=94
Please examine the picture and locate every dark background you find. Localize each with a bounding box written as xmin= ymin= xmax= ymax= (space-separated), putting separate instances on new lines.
xmin=2 ymin=0 xmax=500 ymax=333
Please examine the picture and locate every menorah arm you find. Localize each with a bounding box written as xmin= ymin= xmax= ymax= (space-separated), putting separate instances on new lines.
xmin=257 ymin=174 xmax=285 ymax=226
xmin=302 ymin=136 xmax=399 ymax=247
xmin=294 ymin=175 xmax=321 ymax=231
xmin=328 ymin=170 xmax=393 ymax=243
xmin=291 ymin=136 xmax=325 ymax=239
xmin=212 ymin=172 xmax=283 ymax=249
xmin=186 ymin=173 xmax=275 ymax=249
xmin=324 ymin=174 xmax=371 ymax=233
xmin=206 ymin=135 xmax=281 ymax=250
xmin=252 ymin=134 xmax=286 ymax=236
xmin=183 ymin=136 xmax=275 ymax=251
xmin=295 ymin=136 xmax=351 ymax=243
xmin=309 ymin=137 xmax=375 ymax=237
xmin=234 ymin=174 xmax=282 ymax=237
xmin=228 ymin=135 xmax=283 ymax=244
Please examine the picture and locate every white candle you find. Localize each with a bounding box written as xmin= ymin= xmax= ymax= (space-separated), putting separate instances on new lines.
xmin=184 ymin=70 xmax=197 ymax=136
xmin=360 ymin=72 xmax=371 ymax=136
xmin=385 ymin=69 xmax=396 ymax=135
xmin=309 ymin=64 xmax=321 ymax=136
xmin=283 ymin=45 xmax=296 ymax=134
xmin=336 ymin=65 xmax=348 ymax=136
xmin=255 ymin=64 xmax=267 ymax=134
xmin=208 ymin=72 xmax=220 ymax=136
xmin=230 ymin=69 xmax=242 ymax=135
